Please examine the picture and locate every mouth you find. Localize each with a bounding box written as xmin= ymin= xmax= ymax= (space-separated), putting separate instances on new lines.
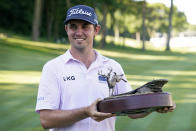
xmin=74 ymin=38 xmax=86 ymax=41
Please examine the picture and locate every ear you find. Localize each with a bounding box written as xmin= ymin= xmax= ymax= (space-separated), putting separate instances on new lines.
xmin=65 ymin=25 xmax=68 ymax=32
xmin=94 ymin=25 xmax=101 ymax=36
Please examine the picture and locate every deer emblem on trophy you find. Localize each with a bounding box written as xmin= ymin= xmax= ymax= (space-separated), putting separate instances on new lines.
xmin=98 ymin=67 xmax=127 ymax=96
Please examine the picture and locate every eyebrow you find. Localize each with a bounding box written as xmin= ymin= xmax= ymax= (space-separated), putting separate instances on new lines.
xmin=69 ymin=20 xmax=91 ymax=25
xmin=83 ymin=23 xmax=91 ymax=26
xmin=68 ymin=22 xmax=91 ymax=28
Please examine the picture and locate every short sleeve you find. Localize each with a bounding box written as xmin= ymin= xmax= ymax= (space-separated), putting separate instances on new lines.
xmin=35 ymin=62 xmax=60 ymax=113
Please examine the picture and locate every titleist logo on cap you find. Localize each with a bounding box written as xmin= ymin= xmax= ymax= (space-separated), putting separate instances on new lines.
xmin=68 ymin=8 xmax=92 ymax=17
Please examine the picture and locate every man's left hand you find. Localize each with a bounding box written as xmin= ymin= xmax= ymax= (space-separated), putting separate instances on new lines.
xmin=128 ymin=112 xmax=151 ymax=119
xmin=156 ymin=103 xmax=176 ymax=113
xmin=129 ymin=102 xmax=176 ymax=119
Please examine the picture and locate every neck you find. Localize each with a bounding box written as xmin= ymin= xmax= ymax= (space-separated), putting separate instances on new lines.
xmin=70 ymin=48 xmax=96 ymax=69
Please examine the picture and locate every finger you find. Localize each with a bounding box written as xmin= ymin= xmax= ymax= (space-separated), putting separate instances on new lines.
xmin=112 ymin=113 xmax=116 ymax=117
xmin=97 ymin=98 xmax=103 ymax=102
xmin=159 ymin=107 xmax=174 ymax=113
xmin=93 ymin=98 xmax=102 ymax=106
xmin=169 ymin=106 xmax=175 ymax=110
xmin=172 ymin=102 xmax=176 ymax=108
xmin=169 ymin=107 xmax=175 ymax=110
xmin=157 ymin=108 xmax=167 ymax=113
xmin=157 ymin=108 xmax=164 ymax=112
xmin=159 ymin=107 xmax=169 ymax=111
xmin=164 ymin=107 xmax=169 ymax=111
xmin=92 ymin=113 xmax=114 ymax=122
xmin=170 ymin=104 xmax=176 ymax=110
xmin=93 ymin=117 xmax=106 ymax=122
xmin=168 ymin=107 xmax=174 ymax=112
xmin=90 ymin=98 xmax=102 ymax=111
xmin=93 ymin=112 xmax=113 ymax=117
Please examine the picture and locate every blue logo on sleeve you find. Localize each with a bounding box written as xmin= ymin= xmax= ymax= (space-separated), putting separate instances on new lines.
xmin=37 ymin=97 xmax=44 ymax=101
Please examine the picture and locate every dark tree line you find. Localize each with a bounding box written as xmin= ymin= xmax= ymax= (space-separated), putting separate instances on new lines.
xmin=0 ymin=0 xmax=188 ymax=50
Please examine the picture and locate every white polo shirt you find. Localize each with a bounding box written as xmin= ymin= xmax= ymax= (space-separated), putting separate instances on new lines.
xmin=36 ymin=50 xmax=132 ymax=131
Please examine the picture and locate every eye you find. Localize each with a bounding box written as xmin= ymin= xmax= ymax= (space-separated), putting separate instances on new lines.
xmin=82 ymin=24 xmax=90 ymax=30
xmin=69 ymin=24 xmax=77 ymax=30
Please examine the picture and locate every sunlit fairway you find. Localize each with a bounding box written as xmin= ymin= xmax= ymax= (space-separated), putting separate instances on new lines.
xmin=0 ymin=71 xmax=41 ymax=84
xmin=0 ymin=36 xmax=196 ymax=131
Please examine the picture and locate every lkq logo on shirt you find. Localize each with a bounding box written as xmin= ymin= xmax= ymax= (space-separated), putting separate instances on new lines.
xmin=68 ymin=8 xmax=92 ymax=17
xmin=63 ymin=76 xmax=75 ymax=81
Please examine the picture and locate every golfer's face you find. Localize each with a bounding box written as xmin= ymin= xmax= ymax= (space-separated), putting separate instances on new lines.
xmin=65 ymin=20 xmax=99 ymax=50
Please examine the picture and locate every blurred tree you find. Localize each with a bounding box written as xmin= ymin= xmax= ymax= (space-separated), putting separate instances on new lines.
xmin=0 ymin=0 xmax=34 ymax=34
xmin=100 ymin=4 xmax=108 ymax=48
xmin=188 ymin=24 xmax=196 ymax=31
xmin=53 ymin=0 xmax=61 ymax=40
xmin=106 ymin=0 xmax=141 ymax=45
xmin=0 ymin=0 xmax=188 ymax=50
xmin=46 ymin=0 xmax=55 ymax=40
xmin=172 ymin=7 xmax=188 ymax=33
xmin=165 ymin=0 xmax=173 ymax=51
xmin=132 ymin=0 xmax=147 ymax=51
xmin=145 ymin=2 xmax=187 ymax=38
xmin=39 ymin=0 xmax=67 ymax=41
xmin=32 ymin=0 xmax=44 ymax=41
xmin=146 ymin=3 xmax=169 ymax=36
xmin=95 ymin=0 xmax=118 ymax=48
xmin=66 ymin=0 xmax=71 ymax=8
xmin=122 ymin=2 xmax=143 ymax=41
xmin=142 ymin=0 xmax=146 ymax=51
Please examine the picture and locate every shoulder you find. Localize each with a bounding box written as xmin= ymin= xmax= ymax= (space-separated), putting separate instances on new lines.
xmin=42 ymin=54 xmax=64 ymax=72
xmin=98 ymin=53 xmax=123 ymax=72
xmin=101 ymin=55 xmax=121 ymax=68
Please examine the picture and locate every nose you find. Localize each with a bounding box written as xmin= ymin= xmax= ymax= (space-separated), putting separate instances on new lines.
xmin=75 ymin=26 xmax=83 ymax=36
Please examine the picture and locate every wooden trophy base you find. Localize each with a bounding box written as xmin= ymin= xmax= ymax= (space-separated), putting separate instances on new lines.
xmin=97 ymin=92 xmax=173 ymax=116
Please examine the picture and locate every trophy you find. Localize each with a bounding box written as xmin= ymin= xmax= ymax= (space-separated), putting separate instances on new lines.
xmin=97 ymin=68 xmax=174 ymax=116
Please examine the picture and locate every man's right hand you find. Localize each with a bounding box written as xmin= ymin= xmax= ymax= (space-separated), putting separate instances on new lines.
xmin=85 ymin=98 xmax=115 ymax=122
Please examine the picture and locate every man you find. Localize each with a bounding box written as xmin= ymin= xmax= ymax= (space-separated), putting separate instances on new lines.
xmin=36 ymin=5 xmax=175 ymax=131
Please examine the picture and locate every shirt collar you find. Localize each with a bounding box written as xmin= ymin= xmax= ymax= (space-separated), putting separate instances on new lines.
xmin=94 ymin=50 xmax=109 ymax=64
xmin=62 ymin=49 xmax=76 ymax=63
xmin=62 ymin=49 xmax=109 ymax=64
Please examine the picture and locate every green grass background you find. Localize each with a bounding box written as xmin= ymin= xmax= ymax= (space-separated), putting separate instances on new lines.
xmin=0 ymin=36 xmax=196 ymax=131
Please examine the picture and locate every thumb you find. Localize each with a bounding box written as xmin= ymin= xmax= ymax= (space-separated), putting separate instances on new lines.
xmin=93 ymin=98 xmax=102 ymax=106
xmin=96 ymin=98 xmax=103 ymax=102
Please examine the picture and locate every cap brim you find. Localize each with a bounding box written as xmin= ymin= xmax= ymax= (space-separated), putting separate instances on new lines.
xmin=64 ymin=16 xmax=96 ymax=25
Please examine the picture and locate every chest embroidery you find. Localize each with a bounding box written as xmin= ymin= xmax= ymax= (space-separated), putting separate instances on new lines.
xmin=63 ymin=76 xmax=75 ymax=81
